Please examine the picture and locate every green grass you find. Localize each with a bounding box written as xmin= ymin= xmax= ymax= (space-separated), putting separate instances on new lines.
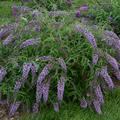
xmin=0 ymin=1 xmax=21 ymax=25
xmin=21 ymin=88 xmax=120 ymax=120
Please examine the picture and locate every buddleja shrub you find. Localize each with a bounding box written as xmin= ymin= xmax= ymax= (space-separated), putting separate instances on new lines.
xmin=0 ymin=2 xmax=120 ymax=117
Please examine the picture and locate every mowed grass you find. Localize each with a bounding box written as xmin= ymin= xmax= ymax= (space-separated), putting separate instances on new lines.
xmin=21 ymin=88 xmax=120 ymax=120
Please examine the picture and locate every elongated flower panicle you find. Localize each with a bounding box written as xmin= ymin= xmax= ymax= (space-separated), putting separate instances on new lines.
xmin=57 ymin=58 xmax=67 ymax=71
xmin=14 ymin=80 xmax=22 ymax=96
xmin=101 ymin=66 xmax=114 ymax=90
xmin=57 ymin=76 xmax=65 ymax=101
xmin=100 ymin=80 xmax=108 ymax=91
xmin=42 ymin=81 xmax=50 ymax=103
xmin=103 ymin=52 xmax=119 ymax=71
xmin=93 ymin=100 xmax=102 ymax=114
xmin=53 ymin=102 xmax=59 ymax=112
xmin=0 ymin=68 xmax=7 ymax=82
xmin=94 ymin=85 xmax=104 ymax=105
xmin=83 ymin=28 xmax=97 ymax=48
xmin=75 ymin=25 xmax=97 ymax=48
xmin=31 ymin=63 xmax=37 ymax=86
xmin=3 ymin=34 xmax=15 ymax=46
xmin=19 ymin=39 xmax=37 ymax=50
xmin=9 ymin=101 xmax=21 ymax=117
xmin=93 ymin=53 xmax=99 ymax=65
xmin=36 ymin=63 xmax=53 ymax=103
xmin=80 ymin=97 xmax=87 ymax=108
xmin=22 ymin=63 xmax=32 ymax=80
xmin=114 ymin=70 xmax=120 ymax=80
xmin=33 ymin=103 xmax=39 ymax=113
xmin=37 ymin=56 xmax=51 ymax=61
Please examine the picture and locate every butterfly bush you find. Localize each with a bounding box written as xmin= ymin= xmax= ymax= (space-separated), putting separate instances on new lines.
xmin=1 ymin=3 xmax=120 ymax=117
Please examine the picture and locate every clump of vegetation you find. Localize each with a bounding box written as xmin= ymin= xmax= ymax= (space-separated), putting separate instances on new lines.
xmin=0 ymin=0 xmax=120 ymax=118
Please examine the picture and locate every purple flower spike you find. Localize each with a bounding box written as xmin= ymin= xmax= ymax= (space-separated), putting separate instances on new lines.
xmin=0 ymin=68 xmax=7 ymax=82
xmin=103 ymin=52 xmax=119 ymax=71
xmin=12 ymin=5 xmax=18 ymax=10
xmin=94 ymin=85 xmax=104 ymax=105
xmin=22 ymin=62 xmax=32 ymax=80
xmin=34 ymin=25 xmax=40 ymax=32
xmin=80 ymin=97 xmax=87 ymax=108
xmin=31 ymin=63 xmax=38 ymax=86
xmin=19 ymin=39 xmax=37 ymax=50
xmin=93 ymin=100 xmax=102 ymax=115
xmin=101 ymin=66 xmax=114 ymax=90
xmin=9 ymin=101 xmax=21 ymax=117
xmin=12 ymin=12 xmax=18 ymax=16
xmin=36 ymin=63 xmax=53 ymax=103
xmin=57 ymin=58 xmax=67 ymax=71
xmin=14 ymin=80 xmax=22 ymax=96
xmin=53 ymin=102 xmax=59 ymax=112
xmin=15 ymin=18 xmax=19 ymax=23
xmin=79 ymin=6 xmax=88 ymax=10
xmin=42 ymin=81 xmax=50 ymax=103
xmin=57 ymin=76 xmax=65 ymax=101
xmin=108 ymin=17 xmax=114 ymax=22
xmin=33 ymin=103 xmax=39 ymax=113
xmin=3 ymin=34 xmax=15 ymax=46
xmin=93 ymin=53 xmax=99 ymax=65
xmin=75 ymin=10 xmax=80 ymax=17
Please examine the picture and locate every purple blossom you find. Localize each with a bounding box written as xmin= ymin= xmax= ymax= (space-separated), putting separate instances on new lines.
xmin=103 ymin=52 xmax=119 ymax=71
xmin=19 ymin=39 xmax=37 ymax=50
xmin=55 ymin=22 xmax=63 ymax=29
xmin=31 ymin=63 xmax=38 ymax=86
xmin=12 ymin=12 xmax=18 ymax=16
xmin=75 ymin=25 xmax=97 ymax=48
xmin=75 ymin=10 xmax=80 ymax=17
xmin=22 ymin=63 xmax=32 ymax=80
xmin=0 ymin=68 xmax=7 ymax=82
xmin=3 ymin=34 xmax=15 ymax=46
xmin=57 ymin=58 xmax=67 ymax=71
xmin=53 ymin=102 xmax=59 ymax=112
xmin=37 ymin=56 xmax=52 ymax=61
xmin=12 ymin=5 xmax=18 ymax=10
xmin=15 ymin=18 xmax=19 ymax=23
xmin=33 ymin=103 xmax=39 ymax=113
xmin=79 ymin=6 xmax=88 ymax=10
xmin=1 ymin=25 xmax=6 ymax=28
xmin=9 ymin=101 xmax=21 ymax=117
xmin=114 ymin=70 xmax=120 ymax=80
xmin=94 ymin=85 xmax=104 ymax=105
xmin=93 ymin=100 xmax=102 ymax=114
xmin=34 ymin=25 xmax=40 ymax=32
xmin=93 ymin=53 xmax=99 ymax=64
xmin=57 ymin=76 xmax=65 ymax=101
xmin=14 ymin=80 xmax=22 ymax=95
xmin=36 ymin=63 xmax=53 ymax=103
xmin=101 ymin=66 xmax=114 ymax=90
xmin=108 ymin=17 xmax=114 ymax=22
xmin=42 ymin=81 xmax=50 ymax=103
xmin=80 ymin=97 xmax=87 ymax=108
